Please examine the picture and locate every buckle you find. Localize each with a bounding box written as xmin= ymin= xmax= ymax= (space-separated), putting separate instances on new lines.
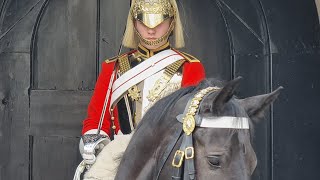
xmin=172 ymin=150 xmax=185 ymax=168
xmin=185 ymin=147 xmax=194 ymax=159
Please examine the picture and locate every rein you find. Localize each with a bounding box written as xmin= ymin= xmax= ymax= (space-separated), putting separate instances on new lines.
xmin=157 ymin=87 xmax=250 ymax=180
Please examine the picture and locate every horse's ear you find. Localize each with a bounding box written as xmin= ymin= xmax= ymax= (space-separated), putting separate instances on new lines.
xmin=239 ymin=86 xmax=283 ymax=122
xmin=212 ymin=77 xmax=242 ymax=113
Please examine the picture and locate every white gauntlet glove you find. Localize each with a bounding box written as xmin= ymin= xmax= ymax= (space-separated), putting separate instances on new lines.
xmin=79 ymin=134 xmax=111 ymax=166
xmin=74 ymin=133 xmax=110 ymax=180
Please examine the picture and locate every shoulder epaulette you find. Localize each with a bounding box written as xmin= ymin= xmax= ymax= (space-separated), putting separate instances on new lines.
xmin=174 ymin=49 xmax=200 ymax=63
xmin=104 ymin=55 xmax=119 ymax=63
xmin=104 ymin=50 xmax=138 ymax=64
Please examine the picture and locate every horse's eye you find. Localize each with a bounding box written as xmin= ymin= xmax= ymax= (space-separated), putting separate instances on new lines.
xmin=207 ymin=155 xmax=222 ymax=168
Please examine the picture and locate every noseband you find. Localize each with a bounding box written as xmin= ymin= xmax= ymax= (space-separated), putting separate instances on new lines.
xmin=170 ymin=87 xmax=250 ymax=180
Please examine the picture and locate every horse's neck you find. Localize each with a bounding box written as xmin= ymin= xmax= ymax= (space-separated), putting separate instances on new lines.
xmin=116 ymin=120 xmax=181 ymax=179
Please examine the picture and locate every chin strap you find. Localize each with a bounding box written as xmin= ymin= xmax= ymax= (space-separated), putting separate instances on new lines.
xmin=134 ymin=18 xmax=175 ymax=47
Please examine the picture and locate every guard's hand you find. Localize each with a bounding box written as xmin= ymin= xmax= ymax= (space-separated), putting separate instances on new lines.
xmin=79 ymin=134 xmax=111 ymax=165
xmin=81 ymin=151 xmax=96 ymax=165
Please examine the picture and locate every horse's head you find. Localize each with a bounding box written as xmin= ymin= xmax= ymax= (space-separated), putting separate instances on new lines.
xmin=171 ymin=77 xmax=282 ymax=180
xmin=115 ymin=78 xmax=282 ymax=180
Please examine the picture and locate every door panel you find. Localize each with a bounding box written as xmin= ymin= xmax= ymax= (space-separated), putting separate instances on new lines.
xmin=32 ymin=0 xmax=97 ymax=90
xmin=0 ymin=53 xmax=30 ymax=180
xmin=179 ymin=0 xmax=232 ymax=80
xmin=31 ymin=136 xmax=81 ymax=180
xmin=99 ymin=1 xmax=130 ymax=66
xmin=30 ymin=90 xmax=91 ymax=137
xmin=29 ymin=0 xmax=98 ymax=179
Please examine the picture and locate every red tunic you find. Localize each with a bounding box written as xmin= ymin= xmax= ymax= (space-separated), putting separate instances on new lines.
xmin=82 ymin=56 xmax=206 ymax=136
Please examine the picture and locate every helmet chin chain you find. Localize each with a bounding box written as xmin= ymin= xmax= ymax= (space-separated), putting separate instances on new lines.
xmin=134 ymin=19 xmax=175 ymax=47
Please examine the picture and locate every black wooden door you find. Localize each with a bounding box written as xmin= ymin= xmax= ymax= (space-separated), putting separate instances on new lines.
xmin=0 ymin=0 xmax=319 ymax=180
xmin=29 ymin=1 xmax=97 ymax=178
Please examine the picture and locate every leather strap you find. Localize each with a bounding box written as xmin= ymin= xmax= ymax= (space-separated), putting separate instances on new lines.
xmin=184 ymin=135 xmax=196 ymax=180
xmin=155 ymin=128 xmax=183 ymax=180
xmin=171 ymin=134 xmax=196 ymax=180
xmin=172 ymin=134 xmax=187 ymax=179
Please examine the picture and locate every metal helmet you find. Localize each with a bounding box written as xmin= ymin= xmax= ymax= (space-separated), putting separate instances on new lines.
xmin=122 ymin=0 xmax=184 ymax=49
xmin=131 ymin=0 xmax=175 ymax=29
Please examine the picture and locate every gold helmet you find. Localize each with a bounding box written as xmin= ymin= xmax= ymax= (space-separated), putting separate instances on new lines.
xmin=131 ymin=0 xmax=175 ymax=29
xmin=122 ymin=0 xmax=185 ymax=48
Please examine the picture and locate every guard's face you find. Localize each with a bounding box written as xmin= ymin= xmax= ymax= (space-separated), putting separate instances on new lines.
xmin=135 ymin=18 xmax=171 ymax=49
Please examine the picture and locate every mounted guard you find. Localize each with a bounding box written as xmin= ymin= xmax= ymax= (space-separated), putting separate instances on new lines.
xmin=74 ymin=0 xmax=206 ymax=179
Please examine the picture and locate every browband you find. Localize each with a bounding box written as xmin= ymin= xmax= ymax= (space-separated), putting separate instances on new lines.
xmin=176 ymin=87 xmax=250 ymax=130
xmin=199 ymin=116 xmax=249 ymax=129
xmin=176 ymin=115 xmax=250 ymax=130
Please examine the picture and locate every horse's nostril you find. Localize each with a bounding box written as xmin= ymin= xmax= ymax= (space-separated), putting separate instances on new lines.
xmin=242 ymin=144 xmax=246 ymax=154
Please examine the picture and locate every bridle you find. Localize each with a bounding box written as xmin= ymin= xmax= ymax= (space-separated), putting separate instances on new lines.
xmin=156 ymin=86 xmax=250 ymax=180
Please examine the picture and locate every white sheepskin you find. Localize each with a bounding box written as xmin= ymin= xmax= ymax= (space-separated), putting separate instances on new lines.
xmin=83 ymin=133 xmax=133 ymax=180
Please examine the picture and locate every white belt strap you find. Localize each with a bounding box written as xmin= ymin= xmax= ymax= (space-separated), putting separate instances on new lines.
xmin=110 ymin=49 xmax=184 ymax=107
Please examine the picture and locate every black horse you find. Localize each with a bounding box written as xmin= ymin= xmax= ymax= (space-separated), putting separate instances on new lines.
xmin=115 ymin=77 xmax=282 ymax=180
